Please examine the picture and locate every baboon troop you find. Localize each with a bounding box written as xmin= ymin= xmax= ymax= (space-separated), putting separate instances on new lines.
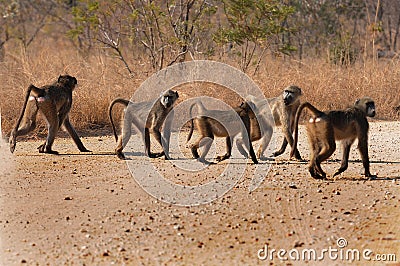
xmin=8 ymin=75 xmax=378 ymax=179
xmin=109 ymin=90 xmax=179 ymax=160
xmin=9 ymin=75 xmax=90 ymax=154
xmin=186 ymin=100 xmax=258 ymax=164
xmin=290 ymin=97 xmax=376 ymax=179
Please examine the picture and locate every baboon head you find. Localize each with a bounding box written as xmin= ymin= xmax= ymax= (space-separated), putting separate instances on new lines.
xmin=355 ymin=97 xmax=376 ymax=117
xmin=57 ymin=75 xmax=78 ymax=90
xmin=160 ymin=90 xmax=179 ymax=108
xmin=283 ymin=85 xmax=302 ymax=106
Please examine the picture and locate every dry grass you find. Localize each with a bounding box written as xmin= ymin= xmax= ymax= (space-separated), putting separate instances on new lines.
xmin=1 ymin=43 xmax=399 ymax=137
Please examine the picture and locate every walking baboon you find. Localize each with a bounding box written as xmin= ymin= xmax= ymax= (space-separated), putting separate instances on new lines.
xmin=9 ymin=75 xmax=90 ymax=154
xmin=109 ymin=90 xmax=179 ymax=160
xmin=236 ymin=85 xmax=303 ymax=160
xmin=187 ymin=100 xmax=258 ymax=164
xmin=290 ymin=97 xmax=376 ymax=179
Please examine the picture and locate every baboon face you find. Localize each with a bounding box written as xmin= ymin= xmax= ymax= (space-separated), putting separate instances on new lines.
xmin=355 ymin=97 xmax=376 ymax=117
xmin=283 ymin=85 xmax=302 ymax=106
xmin=160 ymin=90 xmax=179 ymax=108
xmin=57 ymin=75 xmax=78 ymax=90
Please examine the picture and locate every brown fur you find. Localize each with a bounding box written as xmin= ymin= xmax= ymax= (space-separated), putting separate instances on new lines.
xmin=9 ymin=75 xmax=90 ymax=154
xmin=109 ymin=90 xmax=179 ymax=160
xmin=187 ymin=101 xmax=258 ymax=164
xmin=237 ymin=85 xmax=303 ymax=159
xmin=290 ymin=97 xmax=376 ymax=179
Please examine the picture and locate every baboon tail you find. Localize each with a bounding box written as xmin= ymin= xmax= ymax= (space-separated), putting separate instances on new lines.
xmin=186 ymin=103 xmax=196 ymax=142
xmin=9 ymin=85 xmax=37 ymax=153
xmin=108 ymin=98 xmax=130 ymax=142
xmin=290 ymin=102 xmax=323 ymax=158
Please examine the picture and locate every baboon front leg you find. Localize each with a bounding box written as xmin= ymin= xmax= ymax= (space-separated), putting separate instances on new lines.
xmin=274 ymin=128 xmax=302 ymax=160
xmin=161 ymin=111 xmax=173 ymax=160
xmin=145 ymin=128 xmax=164 ymax=158
xmin=273 ymin=138 xmax=288 ymax=157
xmin=63 ymin=117 xmax=91 ymax=152
xmin=216 ymin=137 xmax=232 ymax=162
xmin=357 ymin=137 xmax=375 ymax=178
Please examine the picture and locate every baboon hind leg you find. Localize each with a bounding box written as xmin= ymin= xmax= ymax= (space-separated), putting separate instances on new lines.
xmin=313 ymin=134 xmax=336 ymax=179
xmin=37 ymin=103 xmax=59 ymax=154
xmin=216 ymin=137 xmax=232 ymax=162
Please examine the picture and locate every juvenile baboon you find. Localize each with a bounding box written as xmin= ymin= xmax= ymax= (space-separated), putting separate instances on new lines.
xmin=187 ymin=100 xmax=258 ymax=164
xmin=109 ymin=90 xmax=179 ymax=160
xmin=290 ymin=97 xmax=376 ymax=179
xmin=236 ymin=85 xmax=303 ymax=160
xmin=9 ymin=75 xmax=90 ymax=154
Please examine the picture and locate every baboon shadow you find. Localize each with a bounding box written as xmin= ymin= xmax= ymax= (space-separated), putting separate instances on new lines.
xmin=328 ymin=176 xmax=400 ymax=182
xmin=271 ymin=158 xmax=400 ymax=165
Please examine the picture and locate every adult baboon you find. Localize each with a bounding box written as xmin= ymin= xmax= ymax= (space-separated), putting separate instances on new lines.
xmin=290 ymin=97 xmax=376 ymax=179
xmin=109 ymin=90 xmax=179 ymax=160
xmin=236 ymin=85 xmax=303 ymax=160
xmin=9 ymin=75 xmax=90 ymax=154
xmin=187 ymin=100 xmax=258 ymax=164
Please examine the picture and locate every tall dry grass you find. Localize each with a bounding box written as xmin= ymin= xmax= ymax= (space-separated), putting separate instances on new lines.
xmin=0 ymin=42 xmax=399 ymax=137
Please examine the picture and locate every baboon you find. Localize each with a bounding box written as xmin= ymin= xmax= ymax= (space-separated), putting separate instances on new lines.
xmin=109 ymin=90 xmax=179 ymax=160
xmin=236 ymin=85 xmax=303 ymax=160
xmin=290 ymin=97 xmax=376 ymax=179
xmin=9 ymin=75 xmax=90 ymax=154
xmin=187 ymin=100 xmax=258 ymax=164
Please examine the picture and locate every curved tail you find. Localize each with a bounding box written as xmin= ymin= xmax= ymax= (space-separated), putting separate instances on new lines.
xmin=186 ymin=103 xmax=197 ymax=142
xmin=9 ymin=85 xmax=39 ymax=153
xmin=108 ymin=98 xmax=130 ymax=142
xmin=290 ymin=102 xmax=324 ymax=158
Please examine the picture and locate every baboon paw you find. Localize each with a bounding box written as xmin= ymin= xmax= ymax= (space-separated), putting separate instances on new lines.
xmin=41 ymin=149 xmax=59 ymax=155
xmin=9 ymin=140 xmax=16 ymax=153
xmin=215 ymin=155 xmax=229 ymax=162
xmin=251 ymin=159 xmax=259 ymax=164
xmin=117 ymin=153 xmax=126 ymax=160
xmin=149 ymin=152 xmax=164 ymax=158
xmin=365 ymin=173 xmax=377 ymax=180
xmin=294 ymin=155 xmax=303 ymax=161
xmin=37 ymin=144 xmax=46 ymax=153
xmin=48 ymin=150 xmax=59 ymax=155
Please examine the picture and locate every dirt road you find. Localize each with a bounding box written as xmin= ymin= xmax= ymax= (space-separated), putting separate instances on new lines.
xmin=0 ymin=122 xmax=399 ymax=265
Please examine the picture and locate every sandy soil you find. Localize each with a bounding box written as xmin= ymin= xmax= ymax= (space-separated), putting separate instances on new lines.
xmin=0 ymin=122 xmax=399 ymax=265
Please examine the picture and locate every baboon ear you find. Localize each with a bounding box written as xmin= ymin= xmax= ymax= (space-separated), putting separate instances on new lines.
xmin=73 ymin=77 xmax=77 ymax=85
xmin=355 ymin=99 xmax=360 ymax=105
xmin=58 ymin=75 xmax=62 ymax=82
xmin=175 ymin=91 xmax=179 ymax=98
